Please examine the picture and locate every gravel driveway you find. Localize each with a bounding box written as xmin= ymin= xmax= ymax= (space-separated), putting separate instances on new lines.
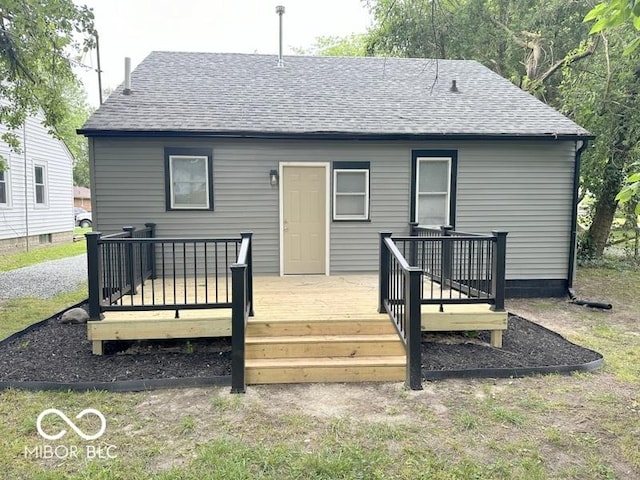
xmin=0 ymin=254 xmax=87 ymax=300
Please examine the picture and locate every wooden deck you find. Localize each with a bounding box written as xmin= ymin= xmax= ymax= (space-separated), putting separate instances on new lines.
xmin=87 ymin=275 xmax=507 ymax=383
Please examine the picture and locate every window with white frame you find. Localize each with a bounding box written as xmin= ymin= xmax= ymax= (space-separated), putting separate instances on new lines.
xmin=164 ymin=147 xmax=214 ymax=211
xmin=333 ymin=162 xmax=370 ymax=221
xmin=34 ymin=164 xmax=47 ymax=205
xmin=413 ymin=154 xmax=455 ymax=227
xmin=0 ymin=168 xmax=8 ymax=206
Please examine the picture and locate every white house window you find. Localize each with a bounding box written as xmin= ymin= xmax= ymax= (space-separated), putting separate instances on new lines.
xmin=414 ymin=156 xmax=453 ymax=227
xmin=0 ymin=169 xmax=8 ymax=206
xmin=34 ymin=164 xmax=47 ymax=205
xmin=164 ymin=147 xmax=214 ymax=211
xmin=333 ymin=163 xmax=370 ymax=221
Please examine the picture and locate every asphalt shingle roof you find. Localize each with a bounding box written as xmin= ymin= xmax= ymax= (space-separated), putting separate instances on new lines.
xmin=80 ymin=52 xmax=591 ymax=138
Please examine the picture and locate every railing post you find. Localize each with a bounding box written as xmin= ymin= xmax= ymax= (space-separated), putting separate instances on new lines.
xmin=441 ymin=225 xmax=453 ymax=287
xmin=86 ymin=232 xmax=104 ymax=321
xmin=144 ymin=222 xmax=157 ymax=279
xmin=122 ymin=226 xmax=136 ymax=295
xmin=378 ymin=231 xmax=393 ymax=313
xmin=491 ymin=231 xmax=508 ymax=312
xmin=231 ymin=263 xmax=247 ymax=393
xmin=241 ymin=232 xmax=254 ymax=316
xmin=406 ymin=267 xmax=423 ymax=390
xmin=408 ymin=222 xmax=419 ymax=267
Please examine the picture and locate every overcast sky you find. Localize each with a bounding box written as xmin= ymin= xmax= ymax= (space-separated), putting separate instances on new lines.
xmin=74 ymin=0 xmax=372 ymax=107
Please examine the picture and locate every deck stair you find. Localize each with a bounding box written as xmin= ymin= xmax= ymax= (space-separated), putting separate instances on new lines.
xmin=245 ymin=316 xmax=406 ymax=385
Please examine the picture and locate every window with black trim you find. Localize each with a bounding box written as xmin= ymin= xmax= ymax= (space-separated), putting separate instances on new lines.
xmin=411 ymin=151 xmax=457 ymax=227
xmin=34 ymin=164 xmax=47 ymax=206
xmin=333 ymin=161 xmax=370 ymax=221
xmin=0 ymin=169 xmax=8 ymax=206
xmin=164 ymin=147 xmax=214 ymax=211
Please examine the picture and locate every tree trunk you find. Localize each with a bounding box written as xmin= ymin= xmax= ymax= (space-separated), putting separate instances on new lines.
xmin=585 ymin=157 xmax=625 ymax=257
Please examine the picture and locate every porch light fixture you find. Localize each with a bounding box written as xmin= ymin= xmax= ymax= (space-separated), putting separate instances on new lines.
xmin=269 ymin=169 xmax=279 ymax=186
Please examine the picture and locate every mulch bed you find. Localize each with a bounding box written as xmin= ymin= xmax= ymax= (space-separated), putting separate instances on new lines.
xmin=421 ymin=315 xmax=601 ymax=371
xmin=0 ymin=305 xmax=601 ymax=385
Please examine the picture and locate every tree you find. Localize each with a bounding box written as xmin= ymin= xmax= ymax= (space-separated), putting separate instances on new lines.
xmin=294 ymin=34 xmax=369 ymax=57
xmin=559 ymin=31 xmax=640 ymax=256
xmin=55 ymin=82 xmax=93 ymax=187
xmin=0 ymin=0 xmax=95 ymax=171
xmin=584 ymin=1 xmax=640 ymax=234
xmin=365 ymin=0 xmax=594 ymax=102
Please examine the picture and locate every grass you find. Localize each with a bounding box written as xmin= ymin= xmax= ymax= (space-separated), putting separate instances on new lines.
xmin=0 ymin=286 xmax=87 ymax=340
xmin=0 ymin=264 xmax=638 ymax=478
xmin=0 ymin=229 xmax=87 ymax=272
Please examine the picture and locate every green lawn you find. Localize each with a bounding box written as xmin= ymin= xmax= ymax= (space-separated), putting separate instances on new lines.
xmin=0 ymin=229 xmax=88 ymax=272
xmin=0 ymin=264 xmax=638 ymax=479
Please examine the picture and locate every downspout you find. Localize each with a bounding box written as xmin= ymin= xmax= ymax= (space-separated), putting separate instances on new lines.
xmin=567 ymin=139 xmax=612 ymax=309
xmin=568 ymin=139 xmax=588 ymax=290
xmin=23 ymin=123 xmax=29 ymax=252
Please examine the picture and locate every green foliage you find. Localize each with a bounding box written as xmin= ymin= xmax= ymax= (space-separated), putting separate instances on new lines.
xmin=366 ymin=0 xmax=593 ymax=100
xmin=585 ymin=0 xmax=640 ymax=53
xmin=0 ymin=0 xmax=95 ymax=163
xmin=295 ymin=34 xmax=369 ymax=57
xmin=55 ymin=83 xmax=93 ymax=187
xmin=616 ymin=166 xmax=640 ymax=212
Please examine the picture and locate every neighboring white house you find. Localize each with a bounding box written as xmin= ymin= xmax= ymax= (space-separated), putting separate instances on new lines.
xmin=0 ymin=109 xmax=75 ymax=253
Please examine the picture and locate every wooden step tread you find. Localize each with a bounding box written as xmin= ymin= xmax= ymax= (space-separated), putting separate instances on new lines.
xmin=246 ymin=319 xmax=396 ymax=337
xmin=248 ymin=316 xmax=390 ymax=324
xmin=246 ymin=334 xmax=401 ymax=344
xmin=246 ymin=355 xmax=406 ymax=368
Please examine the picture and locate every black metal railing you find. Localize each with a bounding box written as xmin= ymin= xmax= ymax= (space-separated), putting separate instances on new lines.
xmin=379 ymin=227 xmax=508 ymax=390
xmin=378 ymin=232 xmax=422 ymax=390
xmin=86 ymin=226 xmax=254 ymax=318
xmin=231 ymin=233 xmax=254 ymax=394
xmin=87 ymin=226 xmax=254 ymax=393
xmin=87 ymin=224 xmax=156 ymax=318
xmin=402 ymin=224 xmax=507 ymax=310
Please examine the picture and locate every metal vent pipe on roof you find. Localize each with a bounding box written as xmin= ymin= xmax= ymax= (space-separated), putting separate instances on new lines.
xmin=276 ymin=5 xmax=285 ymax=67
xmin=123 ymin=57 xmax=132 ymax=95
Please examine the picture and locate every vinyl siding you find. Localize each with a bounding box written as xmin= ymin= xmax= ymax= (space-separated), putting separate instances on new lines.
xmin=0 ymin=111 xmax=74 ymax=241
xmin=455 ymin=142 xmax=574 ymax=280
xmin=90 ymin=137 xmax=575 ymax=280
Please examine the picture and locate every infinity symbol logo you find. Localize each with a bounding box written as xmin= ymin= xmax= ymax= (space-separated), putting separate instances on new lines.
xmin=36 ymin=409 xmax=107 ymax=441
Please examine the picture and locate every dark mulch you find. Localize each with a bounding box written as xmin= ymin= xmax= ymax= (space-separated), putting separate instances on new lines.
xmin=0 ymin=310 xmax=231 ymax=383
xmin=0 ymin=306 xmax=600 ymax=385
xmin=422 ymin=315 xmax=601 ymax=371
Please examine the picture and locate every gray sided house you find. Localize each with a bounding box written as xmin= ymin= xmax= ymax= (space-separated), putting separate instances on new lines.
xmin=79 ymin=52 xmax=592 ymax=298
xmin=1 ymin=108 xmax=75 ymax=253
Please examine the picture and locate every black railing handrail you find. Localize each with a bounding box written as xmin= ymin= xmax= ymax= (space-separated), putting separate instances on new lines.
xmin=99 ymin=237 xmax=243 ymax=244
xmin=394 ymin=234 xmax=496 ymax=241
xmin=379 ymin=228 xmax=508 ymax=390
xmin=410 ymin=222 xmax=486 ymax=238
xmin=384 ymin=236 xmax=413 ymax=271
xmin=378 ymin=232 xmax=423 ymax=391
xmin=231 ymin=231 xmax=254 ymax=394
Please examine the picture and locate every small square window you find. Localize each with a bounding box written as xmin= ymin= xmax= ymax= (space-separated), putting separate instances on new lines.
xmin=333 ymin=163 xmax=370 ymax=221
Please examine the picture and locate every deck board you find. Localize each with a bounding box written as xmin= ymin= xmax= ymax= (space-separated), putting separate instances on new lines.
xmin=90 ymin=274 xmax=505 ymax=349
